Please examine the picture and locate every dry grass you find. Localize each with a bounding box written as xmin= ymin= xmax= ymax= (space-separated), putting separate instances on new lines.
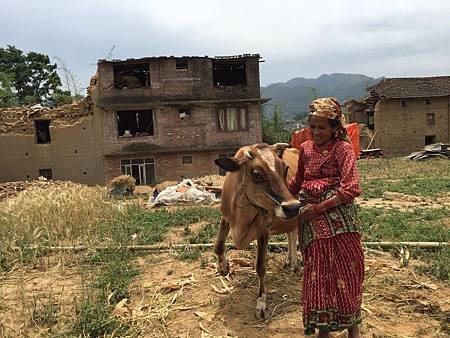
xmin=0 ymin=181 xmax=124 ymax=269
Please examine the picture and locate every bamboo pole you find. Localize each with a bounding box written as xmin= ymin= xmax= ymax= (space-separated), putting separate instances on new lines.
xmin=366 ymin=131 xmax=377 ymax=150
xmin=12 ymin=241 xmax=449 ymax=253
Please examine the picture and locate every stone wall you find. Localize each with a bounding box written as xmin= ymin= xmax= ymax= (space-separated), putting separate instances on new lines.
xmin=374 ymin=96 xmax=450 ymax=155
xmin=104 ymin=149 xmax=236 ymax=184
xmin=0 ymin=116 xmax=105 ymax=184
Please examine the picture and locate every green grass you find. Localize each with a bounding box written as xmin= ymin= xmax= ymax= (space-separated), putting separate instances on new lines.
xmin=357 ymin=158 xmax=450 ymax=199
xmin=188 ymin=222 xmax=220 ymax=244
xmin=415 ymin=248 xmax=450 ymax=283
xmin=359 ymin=207 xmax=449 ymax=242
xmin=100 ymin=206 xmax=221 ymax=246
xmin=70 ymin=249 xmax=139 ymax=337
xmin=73 ymin=296 xmax=130 ymax=337
xmin=361 ymin=177 xmax=450 ymax=198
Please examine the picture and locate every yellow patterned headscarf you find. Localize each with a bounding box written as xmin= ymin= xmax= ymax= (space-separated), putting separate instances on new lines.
xmin=309 ymin=97 xmax=349 ymax=141
xmin=309 ymin=97 xmax=343 ymax=121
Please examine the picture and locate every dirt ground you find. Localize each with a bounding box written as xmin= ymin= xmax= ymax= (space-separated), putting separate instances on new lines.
xmin=357 ymin=191 xmax=450 ymax=210
xmin=1 ymin=248 xmax=449 ymax=337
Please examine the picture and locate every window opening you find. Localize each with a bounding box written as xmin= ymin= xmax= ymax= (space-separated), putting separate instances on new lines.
xmin=178 ymin=108 xmax=191 ymax=120
xmin=35 ymin=120 xmax=51 ymax=144
xmin=426 ymin=99 xmax=431 ymax=105
xmin=181 ymin=155 xmax=193 ymax=164
xmin=425 ymin=135 xmax=436 ymax=145
xmin=217 ymin=108 xmax=247 ymax=131
xmin=176 ymin=58 xmax=188 ymax=70
xmin=401 ymin=100 xmax=407 ymax=107
xmin=39 ymin=168 xmax=52 ymax=180
xmin=113 ymin=63 xmax=150 ymax=89
xmin=120 ymin=158 xmax=155 ymax=185
xmin=367 ymin=112 xmax=375 ymax=131
xmin=426 ymin=113 xmax=435 ymax=127
xmin=213 ymin=60 xmax=246 ymax=87
xmin=117 ymin=110 xmax=154 ymax=137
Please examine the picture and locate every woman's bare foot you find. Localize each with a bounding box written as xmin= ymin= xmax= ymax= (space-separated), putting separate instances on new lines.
xmin=348 ymin=325 xmax=361 ymax=338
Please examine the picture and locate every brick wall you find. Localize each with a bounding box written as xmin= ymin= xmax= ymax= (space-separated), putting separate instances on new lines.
xmin=104 ymin=150 xmax=235 ymax=184
xmin=374 ymin=96 xmax=450 ymax=155
xmin=98 ymin=102 xmax=262 ymax=156
xmin=97 ymin=57 xmax=261 ymax=105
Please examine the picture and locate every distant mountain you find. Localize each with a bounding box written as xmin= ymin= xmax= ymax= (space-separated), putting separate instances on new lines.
xmin=261 ymin=73 xmax=383 ymax=119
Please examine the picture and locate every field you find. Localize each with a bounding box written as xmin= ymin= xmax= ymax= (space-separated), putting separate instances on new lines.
xmin=0 ymin=158 xmax=449 ymax=337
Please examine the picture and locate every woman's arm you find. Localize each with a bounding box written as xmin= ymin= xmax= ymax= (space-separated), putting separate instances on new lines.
xmin=287 ymin=145 xmax=304 ymax=197
xmin=300 ymin=141 xmax=361 ymax=221
xmin=333 ymin=141 xmax=362 ymax=202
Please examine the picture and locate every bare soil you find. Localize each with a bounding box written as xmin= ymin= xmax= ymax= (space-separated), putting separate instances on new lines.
xmin=1 ymin=249 xmax=448 ymax=337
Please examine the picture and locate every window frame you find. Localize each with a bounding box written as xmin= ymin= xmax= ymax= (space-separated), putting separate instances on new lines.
xmin=181 ymin=155 xmax=193 ymax=164
xmin=120 ymin=158 xmax=155 ymax=185
xmin=176 ymin=58 xmax=189 ymax=71
xmin=426 ymin=112 xmax=435 ymax=127
xmin=216 ymin=107 xmax=249 ymax=131
xmin=34 ymin=119 xmax=51 ymax=144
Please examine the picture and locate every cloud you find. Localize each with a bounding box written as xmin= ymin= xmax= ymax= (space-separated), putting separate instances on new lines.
xmin=1 ymin=0 xmax=450 ymax=86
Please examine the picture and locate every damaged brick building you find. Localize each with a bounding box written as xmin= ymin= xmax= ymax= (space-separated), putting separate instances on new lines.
xmin=0 ymin=54 xmax=266 ymax=185
xmin=346 ymin=76 xmax=450 ymax=155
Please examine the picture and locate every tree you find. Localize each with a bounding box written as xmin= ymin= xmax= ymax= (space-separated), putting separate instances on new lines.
xmin=0 ymin=72 xmax=18 ymax=107
xmin=262 ymin=105 xmax=292 ymax=144
xmin=0 ymin=45 xmax=62 ymax=104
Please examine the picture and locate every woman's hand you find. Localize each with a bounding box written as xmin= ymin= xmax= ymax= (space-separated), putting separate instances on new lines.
xmin=300 ymin=204 xmax=321 ymax=221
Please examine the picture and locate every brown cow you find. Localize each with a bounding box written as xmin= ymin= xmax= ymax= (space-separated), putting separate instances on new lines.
xmin=214 ymin=143 xmax=301 ymax=320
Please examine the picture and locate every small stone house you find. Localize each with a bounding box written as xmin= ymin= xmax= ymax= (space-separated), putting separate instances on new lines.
xmin=346 ymin=76 xmax=450 ymax=155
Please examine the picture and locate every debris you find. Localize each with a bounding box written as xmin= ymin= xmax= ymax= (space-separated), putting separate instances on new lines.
xmin=194 ymin=311 xmax=215 ymax=322
xmin=159 ymin=275 xmax=196 ymax=292
xmin=406 ymin=143 xmax=450 ymax=161
xmin=107 ymin=175 xmax=136 ymax=197
xmin=0 ymin=97 xmax=92 ymax=135
xmin=359 ymin=148 xmax=384 ymax=159
xmin=148 ymin=179 xmax=219 ymax=207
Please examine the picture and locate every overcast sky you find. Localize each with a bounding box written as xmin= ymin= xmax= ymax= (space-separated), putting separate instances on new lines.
xmin=1 ymin=0 xmax=450 ymax=92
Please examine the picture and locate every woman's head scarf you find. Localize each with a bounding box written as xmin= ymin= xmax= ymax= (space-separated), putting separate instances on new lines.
xmin=309 ymin=97 xmax=349 ymax=141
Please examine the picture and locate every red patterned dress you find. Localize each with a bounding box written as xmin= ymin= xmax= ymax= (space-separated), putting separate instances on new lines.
xmin=288 ymin=139 xmax=364 ymax=335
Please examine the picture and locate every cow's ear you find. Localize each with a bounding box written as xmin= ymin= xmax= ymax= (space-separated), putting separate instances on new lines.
xmin=214 ymin=157 xmax=241 ymax=172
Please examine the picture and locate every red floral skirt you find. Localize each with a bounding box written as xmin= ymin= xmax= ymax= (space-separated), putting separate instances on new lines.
xmin=302 ymin=232 xmax=364 ymax=335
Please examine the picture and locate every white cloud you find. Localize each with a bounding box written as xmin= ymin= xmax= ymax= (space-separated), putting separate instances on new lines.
xmin=1 ymin=0 xmax=450 ymax=86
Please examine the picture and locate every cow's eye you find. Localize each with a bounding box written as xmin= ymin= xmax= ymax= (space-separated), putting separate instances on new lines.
xmin=252 ymin=170 xmax=263 ymax=183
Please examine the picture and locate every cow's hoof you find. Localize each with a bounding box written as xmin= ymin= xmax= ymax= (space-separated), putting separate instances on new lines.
xmin=255 ymin=306 xmax=270 ymax=320
xmin=255 ymin=294 xmax=269 ymax=320
xmin=217 ymin=260 xmax=229 ymax=276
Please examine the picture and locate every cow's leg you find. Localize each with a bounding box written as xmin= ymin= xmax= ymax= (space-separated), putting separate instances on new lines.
xmin=255 ymin=230 xmax=269 ymax=320
xmin=286 ymin=229 xmax=299 ymax=272
xmin=214 ymin=217 xmax=230 ymax=276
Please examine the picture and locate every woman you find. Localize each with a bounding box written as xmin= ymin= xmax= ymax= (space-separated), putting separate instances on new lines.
xmin=288 ymin=97 xmax=364 ymax=337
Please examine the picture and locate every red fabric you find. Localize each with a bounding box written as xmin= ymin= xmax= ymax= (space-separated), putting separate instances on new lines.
xmin=302 ymin=232 xmax=364 ymax=332
xmin=287 ymin=140 xmax=361 ymax=202
xmin=291 ymin=123 xmax=360 ymax=159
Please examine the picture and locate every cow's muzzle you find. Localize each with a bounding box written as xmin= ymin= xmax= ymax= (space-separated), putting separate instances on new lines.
xmin=277 ymin=200 xmax=301 ymax=219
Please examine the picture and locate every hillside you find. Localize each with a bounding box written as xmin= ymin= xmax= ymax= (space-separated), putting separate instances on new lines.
xmin=261 ymin=73 xmax=383 ymax=119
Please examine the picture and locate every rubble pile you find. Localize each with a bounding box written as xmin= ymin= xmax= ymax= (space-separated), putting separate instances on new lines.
xmin=406 ymin=143 xmax=450 ymax=161
xmin=0 ymin=177 xmax=69 ymax=201
xmin=0 ymin=97 xmax=93 ymax=135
